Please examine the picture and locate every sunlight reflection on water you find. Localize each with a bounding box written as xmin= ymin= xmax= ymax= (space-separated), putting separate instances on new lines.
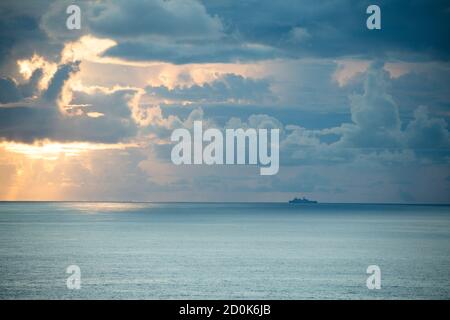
xmin=59 ymin=202 xmax=159 ymax=213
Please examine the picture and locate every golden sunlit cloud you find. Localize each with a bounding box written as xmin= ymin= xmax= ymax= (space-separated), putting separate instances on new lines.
xmin=17 ymin=54 xmax=58 ymax=91
xmin=86 ymin=112 xmax=105 ymax=118
xmin=61 ymin=35 xmax=117 ymax=64
xmin=333 ymin=59 xmax=421 ymax=86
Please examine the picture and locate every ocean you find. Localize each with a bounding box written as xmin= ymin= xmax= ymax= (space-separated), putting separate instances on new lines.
xmin=0 ymin=202 xmax=449 ymax=299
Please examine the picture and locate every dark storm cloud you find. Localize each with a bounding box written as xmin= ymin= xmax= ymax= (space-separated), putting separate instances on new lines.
xmin=6 ymin=0 xmax=448 ymax=65
xmin=0 ymin=62 xmax=138 ymax=143
xmin=201 ymin=0 xmax=450 ymax=61
xmin=1 ymin=0 xmax=448 ymax=68
xmin=0 ymin=14 xmax=42 ymax=64
xmin=405 ymin=106 xmax=450 ymax=152
xmin=0 ymin=78 xmax=22 ymax=103
xmin=146 ymin=73 xmax=274 ymax=103
xmin=68 ymin=0 xmax=450 ymax=63
xmin=88 ymin=0 xmax=223 ymax=39
xmin=103 ymin=39 xmax=279 ymax=64
xmin=0 ymin=106 xmax=56 ymax=143
xmin=43 ymin=62 xmax=80 ymax=102
xmin=0 ymin=69 xmax=43 ymax=103
xmin=37 ymin=0 xmax=280 ymax=63
xmin=0 ymin=103 xmax=138 ymax=144
xmin=0 ymin=1 xmax=59 ymax=73
xmin=390 ymin=68 xmax=450 ymax=116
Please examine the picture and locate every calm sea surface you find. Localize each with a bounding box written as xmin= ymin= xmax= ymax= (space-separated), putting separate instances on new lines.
xmin=0 ymin=202 xmax=449 ymax=299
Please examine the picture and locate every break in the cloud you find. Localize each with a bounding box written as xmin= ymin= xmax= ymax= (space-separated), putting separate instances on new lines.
xmin=0 ymin=0 xmax=449 ymax=203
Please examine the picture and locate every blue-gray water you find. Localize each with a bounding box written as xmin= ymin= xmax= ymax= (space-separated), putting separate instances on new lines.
xmin=0 ymin=202 xmax=449 ymax=299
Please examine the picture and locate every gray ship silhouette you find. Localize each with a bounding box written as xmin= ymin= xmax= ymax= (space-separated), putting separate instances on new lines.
xmin=289 ymin=196 xmax=318 ymax=204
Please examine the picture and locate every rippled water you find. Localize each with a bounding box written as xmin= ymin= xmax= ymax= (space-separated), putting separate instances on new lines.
xmin=0 ymin=202 xmax=449 ymax=299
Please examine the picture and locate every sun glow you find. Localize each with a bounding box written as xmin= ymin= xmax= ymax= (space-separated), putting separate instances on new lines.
xmin=1 ymin=141 xmax=136 ymax=160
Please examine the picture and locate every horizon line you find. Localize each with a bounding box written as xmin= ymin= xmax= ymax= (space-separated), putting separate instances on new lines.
xmin=0 ymin=200 xmax=449 ymax=206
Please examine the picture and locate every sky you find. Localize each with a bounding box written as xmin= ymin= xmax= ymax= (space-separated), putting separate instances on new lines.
xmin=0 ymin=0 xmax=449 ymax=203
